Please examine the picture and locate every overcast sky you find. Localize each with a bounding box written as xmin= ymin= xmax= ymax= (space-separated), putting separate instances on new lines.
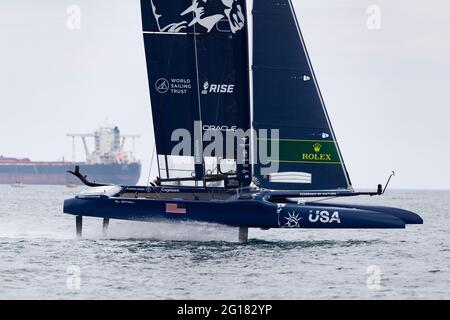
xmin=1 ymin=0 xmax=449 ymax=189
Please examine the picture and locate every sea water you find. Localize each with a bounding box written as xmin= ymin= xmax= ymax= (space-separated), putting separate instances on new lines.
xmin=0 ymin=185 xmax=448 ymax=299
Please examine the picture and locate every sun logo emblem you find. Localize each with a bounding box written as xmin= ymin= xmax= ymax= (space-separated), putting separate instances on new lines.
xmin=284 ymin=211 xmax=302 ymax=228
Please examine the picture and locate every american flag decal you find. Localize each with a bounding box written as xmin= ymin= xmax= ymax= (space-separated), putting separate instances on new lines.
xmin=165 ymin=203 xmax=187 ymax=214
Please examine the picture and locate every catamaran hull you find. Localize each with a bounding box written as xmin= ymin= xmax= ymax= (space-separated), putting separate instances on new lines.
xmin=63 ymin=196 xmax=422 ymax=229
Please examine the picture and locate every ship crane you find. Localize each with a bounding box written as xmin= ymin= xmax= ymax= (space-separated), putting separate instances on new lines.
xmin=120 ymin=134 xmax=140 ymax=162
xmin=67 ymin=133 xmax=94 ymax=163
xmin=67 ymin=127 xmax=140 ymax=164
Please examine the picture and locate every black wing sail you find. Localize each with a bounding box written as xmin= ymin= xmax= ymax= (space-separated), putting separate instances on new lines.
xmin=141 ymin=0 xmax=251 ymax=187
xmin=252 ymin=0 xmax=352 ymax=191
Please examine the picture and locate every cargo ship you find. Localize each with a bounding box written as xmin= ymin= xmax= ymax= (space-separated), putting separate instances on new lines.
xmin=0 ymin=126 xmax=141 ymax=186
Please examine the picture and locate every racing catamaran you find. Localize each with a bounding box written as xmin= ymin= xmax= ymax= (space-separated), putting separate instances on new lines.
xmin=63 ymin=0 xmax=422 ymax=242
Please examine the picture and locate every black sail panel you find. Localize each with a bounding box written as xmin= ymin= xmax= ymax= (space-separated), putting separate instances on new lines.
xmin=140 ymin=0 xmax=251 ymax=186
xmin=195 ymin=1 xmax=251 ymax=186
xmin=252 ymin=0 xmax=352 ymax=191
xmin=141 ymin=0 xmax=203 ymax=180
xmin=142 ymin=34 xmax=200 ymax=156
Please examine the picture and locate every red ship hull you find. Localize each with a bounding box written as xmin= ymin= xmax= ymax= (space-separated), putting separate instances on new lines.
xmin=0 ymin=157 xmax=141 ymax=186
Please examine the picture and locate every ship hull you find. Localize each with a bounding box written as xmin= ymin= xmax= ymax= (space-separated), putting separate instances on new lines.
xmin=0 ymin=163 xmax=141 ymax=186
xmin=63 ymin=186 xmax=423 ymax=229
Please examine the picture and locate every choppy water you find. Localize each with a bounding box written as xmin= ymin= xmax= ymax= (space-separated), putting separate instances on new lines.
xmin=0 ymin=185 xmax=448 ymax=299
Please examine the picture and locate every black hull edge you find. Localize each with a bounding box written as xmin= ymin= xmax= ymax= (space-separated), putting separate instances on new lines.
xmin=63 ymin=194 xmax=423 ymax=230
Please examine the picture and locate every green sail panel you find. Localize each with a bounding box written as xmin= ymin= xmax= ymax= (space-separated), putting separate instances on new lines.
xmin=259 ymin=139 xmax=341 ymax=164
